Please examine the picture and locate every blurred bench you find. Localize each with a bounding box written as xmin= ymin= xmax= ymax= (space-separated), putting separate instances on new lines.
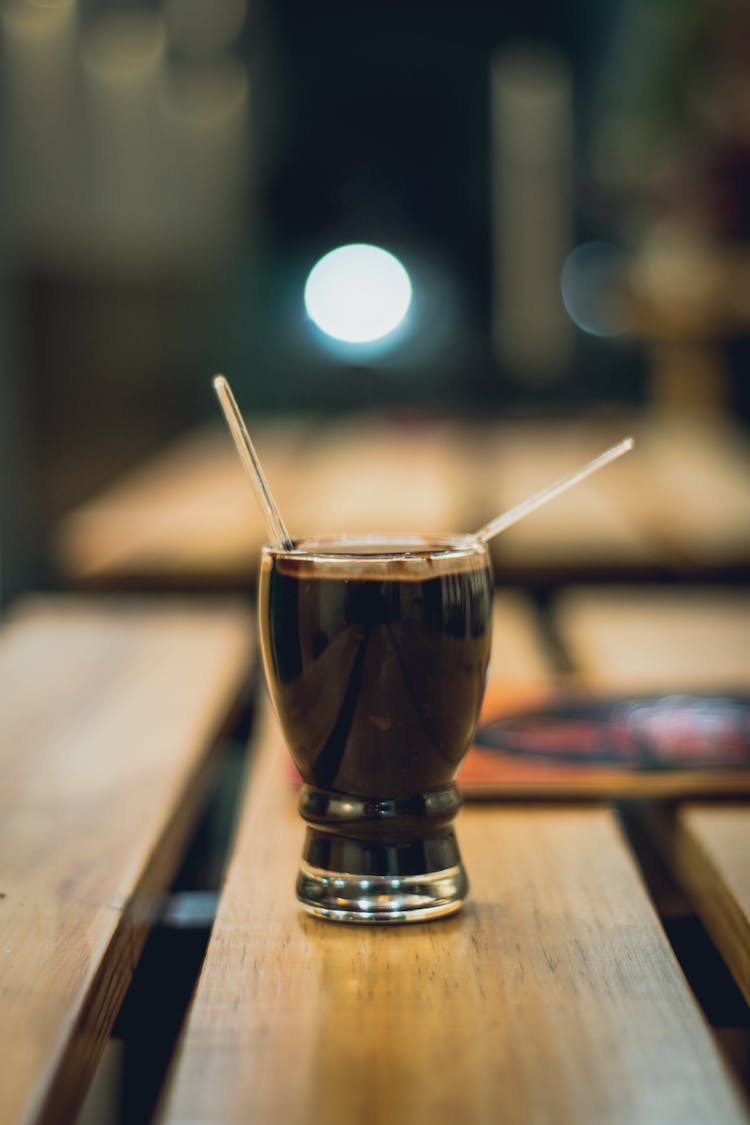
xmin=0 ymin=596 xmax=254 ymax=1125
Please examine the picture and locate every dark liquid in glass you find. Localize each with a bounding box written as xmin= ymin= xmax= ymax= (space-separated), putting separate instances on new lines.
xmin=262 ymin=556 xmax=492 ymax=796
xmin=259 ymin=538 xmax=493 ymax=897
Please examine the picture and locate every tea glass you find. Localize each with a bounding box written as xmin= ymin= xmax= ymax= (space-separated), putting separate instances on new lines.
xmin=258 ymin=534 xmax=493 ymax=923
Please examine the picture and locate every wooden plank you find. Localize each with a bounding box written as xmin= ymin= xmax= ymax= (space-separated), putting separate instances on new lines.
xmin=0 ymin=596 xmax=255 ymax=1125
xmin=159 ymin=703 xmax=748 ymax=1125
xmin=615 ymin=417 xmax=750 ymax=567
xmin=644 ymin=805 xmax=750 ymax=1007
xmin=488 ymin=591 xmax=554 ymax=687
xmin=555 ymin=588 xmax=750 ymax=984
xmin=475 ymin=415 xmax=750 ymax=573
xmin=285 ymin=414 xmax=475 ymax=540
xmin=53 ymin=423 xmax=311 ymax=587
xmin=554 ymin=586 xmax=750 ymax=693
xmin=53 ymin=417 xmax=475 ymax=588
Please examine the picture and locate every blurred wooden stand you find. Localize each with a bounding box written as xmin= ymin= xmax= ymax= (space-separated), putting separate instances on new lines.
xmin=623 ymin=239 xmax=750 ymax=419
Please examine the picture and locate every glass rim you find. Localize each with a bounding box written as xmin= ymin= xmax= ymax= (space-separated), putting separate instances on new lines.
xmin=260 ymin=532 xmax=488 ymax=565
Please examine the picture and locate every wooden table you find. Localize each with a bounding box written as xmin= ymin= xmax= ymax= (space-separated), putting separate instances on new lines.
xmin=2 ymin=589 xmax=749 ymax=1125
xmin=52 ymin=412 xmax=750 ymax=589
xmin=0 ymin=595 xmax=255 ymax=1125
xmin=158 ymin=706 xmax=748 ymax=1125
xmin=553 ymin=585 xmax=750 ymax=1010
xmin=6 ymin=416 xmax=750 ymax=1123
xmin=155 ymin=590 xmax=750 ymax=1125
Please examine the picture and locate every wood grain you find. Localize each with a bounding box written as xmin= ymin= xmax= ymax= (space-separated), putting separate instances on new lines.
xmin=0 ymin=596 xmax=255 ymax=1125
xmin=159 ymin=703 xmax=748 ymax=1125
xmin=644 ymin=804 xmax=750 ymax=1006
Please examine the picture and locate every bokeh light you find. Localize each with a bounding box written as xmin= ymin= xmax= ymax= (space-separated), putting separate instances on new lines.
xmin=561 ymin=241 xmax=626 ymax=337
xmin=304 ymin=244 xmax=413 ymax=345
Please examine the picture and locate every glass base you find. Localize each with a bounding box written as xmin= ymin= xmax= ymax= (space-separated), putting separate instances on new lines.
xmin=296 ymin=860 xmax=468 ymax=924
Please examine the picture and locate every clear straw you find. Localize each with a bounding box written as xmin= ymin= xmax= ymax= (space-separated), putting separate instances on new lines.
xmin=471 ymin=435 xmax=634 ymax=544
xmin=213 ymin=375 xmax=294 ymax=549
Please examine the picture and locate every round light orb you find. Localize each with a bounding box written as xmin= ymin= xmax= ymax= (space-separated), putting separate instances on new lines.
xmin=304 ymin=244 xmax=412 ymax=344
xmin=561 ymin=241 xmax=626 ymax=338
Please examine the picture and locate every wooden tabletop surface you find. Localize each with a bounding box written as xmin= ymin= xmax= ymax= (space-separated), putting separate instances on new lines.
xmin=554 ymin=585 xmax=750 ymax=693
xmin=159 ymin=706 xmax=749 ymax=1125
xmin=157 ymin=588 xmax=750 ymax=1125
xmin=0 ymin=596 xmax=255 ymax=1125
xmin=2 ymin=586 xmax=748 ymax=1124
xmin=6 ymin=412 xmax=750 ymax=1123
xmin=52 ymin=412 xmax=750 ymax=588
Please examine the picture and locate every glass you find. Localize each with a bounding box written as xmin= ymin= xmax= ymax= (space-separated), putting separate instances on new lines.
xmin=258 ymin=534 xmax=494 ymax=923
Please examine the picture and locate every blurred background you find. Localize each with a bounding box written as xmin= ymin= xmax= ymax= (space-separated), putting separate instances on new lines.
xmin=2 ymin=0 xmax=750 ymax=603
